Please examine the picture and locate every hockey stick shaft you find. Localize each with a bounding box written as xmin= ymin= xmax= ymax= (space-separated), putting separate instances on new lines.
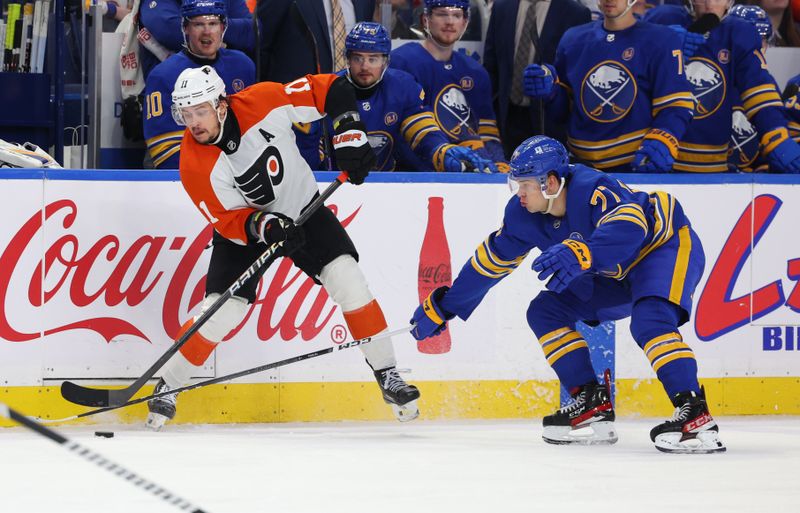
xmin=61 ymin=171 xmax=349 ymax=408
xmin=47 ymin=325 xmax=414 ymax=423
xmin=0 ymin=403 xmax=209 ymax=513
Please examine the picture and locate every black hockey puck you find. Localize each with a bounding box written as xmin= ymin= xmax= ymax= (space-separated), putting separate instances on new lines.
xmin=94 ymin=431 xmax=114 ymax=438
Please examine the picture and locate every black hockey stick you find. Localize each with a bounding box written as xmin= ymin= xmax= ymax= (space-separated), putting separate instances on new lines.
xmin=61 ymin=171 xmax=350 ymax=408
xmin=0 ymin=403 xmax=209 ymax=513
xmin=529 ymin=11 xmax=546 ymax=135
xmin=44 ymin=325 xmax=414 ymax=424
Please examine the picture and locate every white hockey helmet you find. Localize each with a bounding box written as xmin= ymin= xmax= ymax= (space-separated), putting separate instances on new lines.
xmin=171 ymin=65 xmax=226 ymax=125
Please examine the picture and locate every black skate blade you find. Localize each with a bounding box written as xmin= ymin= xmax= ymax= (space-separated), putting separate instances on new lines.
xmin=60 ymin=381 xmax=123 ymax=407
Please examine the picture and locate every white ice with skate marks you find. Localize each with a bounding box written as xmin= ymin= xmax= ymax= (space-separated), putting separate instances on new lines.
xmin=1 ymin=417 xmax=799 ymax=513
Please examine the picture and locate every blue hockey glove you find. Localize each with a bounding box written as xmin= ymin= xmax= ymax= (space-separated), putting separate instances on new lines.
xmin=766 ymin=137 xmax=800 ymax=174
xmin=444 ymin=145 xmax=498 ymax=173
xmin=523 ymin=64 xmax=556 ymax=99
xmin=532 ymin=240 xmax=592 ymax=294
xmin=410 ymin=286 xmax=455 ymax=341
xmin=632 ymin=138 xmax=674 ymax=173
xmin=668 ymin=25 xmax=705 ymax=59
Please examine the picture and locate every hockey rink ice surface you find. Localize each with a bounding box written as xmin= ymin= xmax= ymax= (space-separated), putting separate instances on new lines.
xmin=1 ymin=417 xmax=799 ymax=513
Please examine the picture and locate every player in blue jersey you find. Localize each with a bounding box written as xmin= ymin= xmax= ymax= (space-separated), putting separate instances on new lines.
xmin=726 ymin=4 xmax=772 ymax=172
xmin=522 ymin=0 xmax=696 ymax=173
xmin=389 ymin=0 xmax=509 ymax=172
xmin=644 ymin=0 xmax=800 ymax=173
xmin=143 ymin=0 xmax=255 ymax=169
xmin=786 ymin=74 xmax=800 ymax=144
xmin=303 ymin=22 xmax=494 ymax=172
xmin=410 ymin=136 xmax=726 ymax=454
xmin=139 ymin=0 xmax=255 ymax=81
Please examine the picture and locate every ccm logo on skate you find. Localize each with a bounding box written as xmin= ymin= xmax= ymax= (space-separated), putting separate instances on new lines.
xmin=684 ymin=413 xmax=712 ymax=433
xmin=332 ymin=130 xmax=365 ymax=148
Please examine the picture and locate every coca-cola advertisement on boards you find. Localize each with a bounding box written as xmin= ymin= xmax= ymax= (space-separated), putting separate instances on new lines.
xmin=417 ymin=197 xmax=453 ymax=354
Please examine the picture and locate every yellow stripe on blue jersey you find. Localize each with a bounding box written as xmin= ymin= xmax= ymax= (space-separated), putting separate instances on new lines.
xmin=651 ymin=92 xmax=696 ymax=117
xmin=741 ymin=84 xmax=783 ymax=117
xmin=469 ymin=234 xmax=527 ymax=279
xmin=602 ymin=191 xmax=675 ymax=280
xmin=146 ymin=130 xmax=184 ymax=167
xmin=568 ymin=129 xmax=648 ymax=169
xmin=478 ymin=119 xmax=501 ymax=143
xmin=401 ymin=112 xmax=439 ymax=150
xmin=673 ymin=141 xmax=729 ymax=173
xmin=790 ymin=121 xmax=800 ymax=142
xmin=596 ymin=203 xmax=648 ymax=234
xmin=153 ymin=146 xmax=181 ymax=167
xmin=643 ymin=332 xmax=695 ymax=373
xmin=538 ymin=327 xmax=590 ymax=366
xmin=668 ymin=226 xmax=692 ymax=304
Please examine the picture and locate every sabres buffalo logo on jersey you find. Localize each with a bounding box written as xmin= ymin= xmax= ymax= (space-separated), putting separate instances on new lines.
xmin=685 ymin=58 xmax=726 ymax=119
xmin=367 ymin=131 xmax=395 ymax=170
xmin=728 ymin=107 xmax=759 ymax=168
xmin=434 ymin=85 xmax=479 ymax=140
xmin=580 ymin=61 xmax=637 ymax=123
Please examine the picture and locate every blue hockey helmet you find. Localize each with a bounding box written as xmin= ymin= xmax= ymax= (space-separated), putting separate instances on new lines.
xmin=728 ymin=4 xmax=772 ymax=39
xmin=509 ymin=136 xmax=569 ymax=209
xmin=346 ymin=22 xmax=391 ymax=55
xmin=424 ymin=0 xmax=470 ymax=16
xmin=509 ymin=136 xmax=570 ymax=182
xmin=181 ymin=0 xmax=227 ymax=22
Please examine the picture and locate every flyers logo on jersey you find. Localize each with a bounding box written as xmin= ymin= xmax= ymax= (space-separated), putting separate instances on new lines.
xmin=580 ymin=61 xmax=637 ymax=123
xmin=685 ymin=58 xmax=726 ymax=119
xmin=332 ymin=130 xmax=366 ymax=148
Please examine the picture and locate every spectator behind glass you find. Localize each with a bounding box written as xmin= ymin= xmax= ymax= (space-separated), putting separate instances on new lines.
xmin=139 ymin=0 xmax=256 ymax=80
xmin=142 ymin=0 xmax=255 ymax=168
xmin=748 ymin=0 xmax=800 ymax=46
xmin=484 ymin=0 xmax=590 ymax=158
xmin=256 ymin=0 xmax=376 ymax=83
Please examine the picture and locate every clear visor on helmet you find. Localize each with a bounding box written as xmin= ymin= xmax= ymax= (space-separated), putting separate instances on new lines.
xmin=507 ymin=173 xmax=548 ymax=195
xmin=171 ymin=98 xmax=219 ymax=126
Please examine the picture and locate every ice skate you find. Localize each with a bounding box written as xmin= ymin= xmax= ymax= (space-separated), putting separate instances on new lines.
xmin=542 ymin=372 xmax=617 ymax=445
xmin=374 ymin=367 xmax=420 ymax=422
xmin=650 ymin=387 xmax=725 ymax=454
xmin=145 ymin=378 xmax=178 ymax=431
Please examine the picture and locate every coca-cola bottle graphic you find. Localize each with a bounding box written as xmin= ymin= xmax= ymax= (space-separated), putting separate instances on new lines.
xmin=417 ymin=196 xmax=452 ymax=354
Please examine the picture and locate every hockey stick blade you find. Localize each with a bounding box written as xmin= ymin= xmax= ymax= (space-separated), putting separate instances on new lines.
xmin=45 ymin=325 xmax=414 ymax=423
xmin=1 ymin=403 xmax=210 ymax=512
xmin=60 ymin=171 xmax=349 ymax=408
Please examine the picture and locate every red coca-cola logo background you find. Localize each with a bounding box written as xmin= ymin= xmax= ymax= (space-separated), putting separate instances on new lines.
xmin=0 ymin=199 xmax=361 ymax=345
xmin=418 ymin=264 xmax=451 ymax=284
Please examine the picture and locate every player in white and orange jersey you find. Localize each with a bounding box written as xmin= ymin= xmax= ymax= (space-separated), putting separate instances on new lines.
xmin=145 ymin=65 xmax=420 ymax=430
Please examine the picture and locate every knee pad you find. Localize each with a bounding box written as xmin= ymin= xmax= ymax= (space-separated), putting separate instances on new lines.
xmin=630 ymin=297 xmax=681 ymax=346
xmin=319 ymin=255 xmax=373 ymax=311
xmin=197 ymin=293 xmax=250 ymax=342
